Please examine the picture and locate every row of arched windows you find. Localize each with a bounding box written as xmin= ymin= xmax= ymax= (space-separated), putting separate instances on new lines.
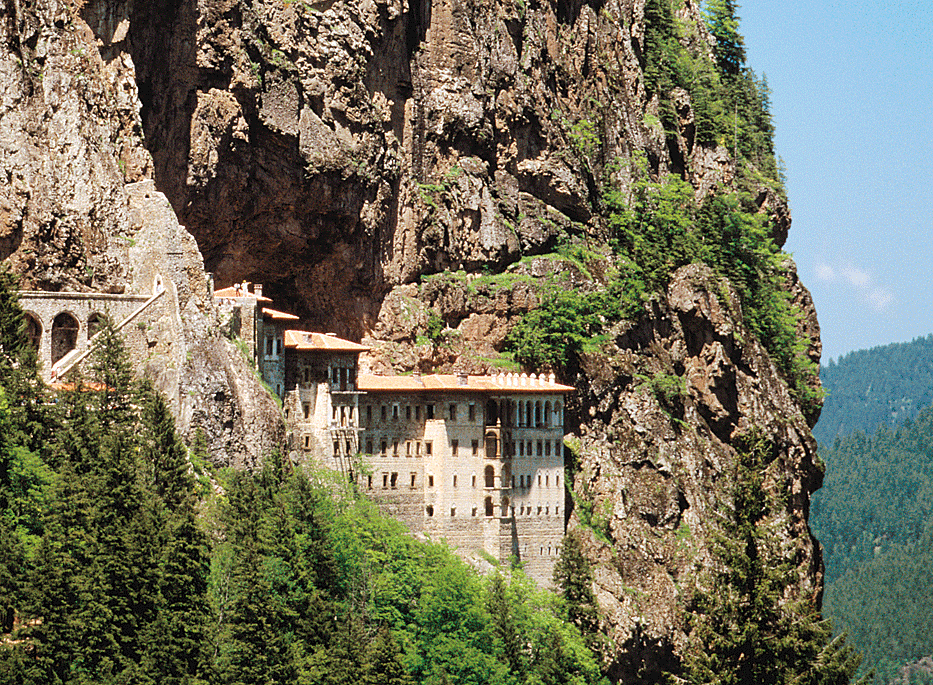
xmin=24 ymin=311 xmax=107 ymax=364
xmin=484 ymin=399 xmax=563 ymax=428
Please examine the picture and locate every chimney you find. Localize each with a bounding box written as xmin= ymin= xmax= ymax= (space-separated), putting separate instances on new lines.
xmin=254 ymin=283 xmax=263 ymax=298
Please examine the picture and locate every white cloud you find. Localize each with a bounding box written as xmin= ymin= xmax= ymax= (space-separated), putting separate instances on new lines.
xmin=813 ymin=260 xmax=894 ymax=312
xmin=868 ymin=289 xmax=894 ymax=311
xmin=815 ymin=263 xmax=836 ymax=282
xmin=841 ymin=265 xmax=871 ymax=288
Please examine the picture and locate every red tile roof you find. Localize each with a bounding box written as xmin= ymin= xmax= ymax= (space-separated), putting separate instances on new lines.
xmin=262 ymin=307 xmax=300 ymax=321
xmin=358 ymin=373 xmax=573 ymax=394
xmin=284 ymin=329 xmax=368 ymax=352
xmin=214 ymin=285 xmax=272 ymax=302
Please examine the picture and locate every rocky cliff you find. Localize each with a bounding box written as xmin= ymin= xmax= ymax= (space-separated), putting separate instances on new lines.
xmin=0 ymin=0 xmax=824 ymax=679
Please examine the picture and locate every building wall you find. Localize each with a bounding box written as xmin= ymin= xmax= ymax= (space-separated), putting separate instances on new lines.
xmin=356 ymin=391 xmax=566 ymax=585
xmin=279 ymin=354 xmax=568 ymax=585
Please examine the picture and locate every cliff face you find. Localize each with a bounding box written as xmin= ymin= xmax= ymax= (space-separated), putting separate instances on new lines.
xmin=0 ymin=0 xmax=823 ymax=678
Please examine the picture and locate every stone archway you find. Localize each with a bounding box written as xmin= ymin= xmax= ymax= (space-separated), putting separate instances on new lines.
xmin=24 ymin=312 xmax=41 ymax=352
xmin=51 ymin=312 xmax=79 ymax=364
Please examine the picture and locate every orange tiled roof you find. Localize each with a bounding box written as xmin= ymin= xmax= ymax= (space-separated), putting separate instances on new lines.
xmin=358 ymin=373 xmax=573 ymax=394
xmin=214 ymin=285 xmax=272 ymax=302
xmin=262 ymin=307 xmax=300 ymax=321
xmin=49 ymin=381 xmax=111 ymax=392
xmin=284 ymin=329 xmax=368 ymax=352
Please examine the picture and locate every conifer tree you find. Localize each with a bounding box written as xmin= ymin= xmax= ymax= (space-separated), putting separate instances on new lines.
xmin=683 ymin=437 xmax=865 ymax=684
xmin=360 ymin=626 xmax=413 ymax=685
xmin=89 ymin=314 xmax=135 ymax=430
xmin=703 ymin=0 xmax=747 ymax=78
xmin=553 ymin=529 xmax=601 ymax=649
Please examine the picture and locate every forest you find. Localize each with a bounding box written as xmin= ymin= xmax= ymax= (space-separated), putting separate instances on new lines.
xmin=815 ymin=334 xmax=933 ymax=444
xmin=813 ymin=335 xmax=933 ymax=684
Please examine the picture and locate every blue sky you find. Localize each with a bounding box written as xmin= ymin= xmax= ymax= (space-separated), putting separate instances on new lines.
xmin=737 ymin=1 xmax=933 ymax=363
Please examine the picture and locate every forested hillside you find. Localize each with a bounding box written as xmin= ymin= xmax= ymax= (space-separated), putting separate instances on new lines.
xmin=814 ymin=335 xmax=933 ymax=444
xmin=812 ymin=403 xmax=933 ymax=683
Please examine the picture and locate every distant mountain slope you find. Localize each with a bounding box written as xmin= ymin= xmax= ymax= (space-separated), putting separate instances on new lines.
xmin=814 ymin=334 xmax=933 ymax=444
xmin=812 ymin=403 xmax=933 ymax=683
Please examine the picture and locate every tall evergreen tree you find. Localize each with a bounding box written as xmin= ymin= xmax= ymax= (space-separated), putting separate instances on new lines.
xmin=683 ymin=437 xmax=865 ymax=684
xmin=703 ymin=0 xmax=747 ymax=78
xmin=553 ymin=529 xmax=601 ymax=650
xmin=88 ymin=314 xmax=135 ymax=430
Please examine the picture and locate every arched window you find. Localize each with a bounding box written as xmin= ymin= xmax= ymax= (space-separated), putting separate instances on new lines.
xmin=24 ymin=313 xmax=41 ymax=352
xmin=484 ymin=465 xmax=495 ymax=488
xmin=544 ymin=401 xmax=552 ymax=427
xmin=486 ymin=399 xmax=498 ymax=426
xmin=484 ymin=496 xmax=494 ymax=517
xmin=535 ymin=401 xmax=542 ymax=427
xmin=87 ymin=312 xmax=107 ymax=340
xmin=485 ymin=432 xmax=498 ymax=459
xmin=501 ymin=497 xmax=510 ymax=517
xmin=51 ymin=312 xmax=79 ymax=364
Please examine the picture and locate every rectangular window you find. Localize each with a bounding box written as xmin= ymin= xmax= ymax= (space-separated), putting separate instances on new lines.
xmin=520 ymin=475 xmax=524 ymax=488
xmin=390 ymin=472 xmax=398 ymax=489
xmin=303 ymin=403 xmax=310 ymax=419
xmin=472 ymin=507 xmax=477 ymax=517
xmin=406 ymin=405 xmax=412 ymax=420
xmin=392 ymin=404 xmax=399 ymax=420
xmin=545 ymin=442 xmax=551 ymax=457
xmin=511 ymin=475 xmax=515 ymax=488
xmin=469 ymin=404 xmax=476 ymax=422
xmin=425 ymin=441 xmax=432 ymax=456
xmin=346 ymin=440 xmax=351 ymax=455
xmin=333 ymin=441 xmax=340 ymax=456
xmin=380 ymin=440 xmax=387 ymax=456
xmin=381 ymin=405 xmax=387 ymax=421
xmin=449 ymin=404 xmax=457 ymax=421
xmin=366 ymin=439 xmax=373 ymax=454
xmin=537 ymin=441 xmax=543 ymax=457
xmin=303 ymin=435 xmax=310 ymax=449
xmin=453 ymin=474 xmax=457 ymax=487
xmin=406 ymin=441 xmax=411 ymax=456
xmin=450 ymin=507 xmax=456 ymax=517
xmin=367 ymin=475 xmax=372 ymax=489
xmin=556 ymin=441 xmax=562 ymax=457
xmin=266 ymin=337 xmax=273 ymax=355
xmin=472 ymin=474 xmax=476 ymax=487
xmin=276 ymin=338 xmax=282 ymax=355
xmin=519 ymin=442 xmax=524 ymax=457
xmin=393 ymin=441 xmax=399 ymax=456
xmin=410 ymin=473 xmax=416 ymax=488
xmin=546 ymin=475 xmax=550 ymax=487
xmin=426 ymin=404 xmax=434 ymax=419
xmin=416 ymin=442 xmax=422 ymax=456
xmin=538 ymin=475 xmax=542 ymax=486
xmin=382 ymin=474 xmax=388 ymax=489
xmin=472 ymin=440 xmax=479 ymax=456
xmin=428 ymin=475 xmax=434 ymax=487
xmin=416 ymin=405 xmax=421 ymax=420
xmin=452 ymin=440 xmax=459 ymax=457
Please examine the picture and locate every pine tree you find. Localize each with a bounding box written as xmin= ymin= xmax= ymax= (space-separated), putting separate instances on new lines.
xmin=553 ymin=529 xmax=601 ymax=650
xmin=683 ymin=437 xmax=865 ymax=685
xmin=487 ymin=572 xmax=525 ymax=677
xmin=703 ymin=0 xmax=747 ymax=78
xmin=360 ymin=626 xmax=413 ymax=685
xmin=88 ymin=314 xmax=135 ymax=430
xmin=137 ymin=380 xmax=211 ymax=684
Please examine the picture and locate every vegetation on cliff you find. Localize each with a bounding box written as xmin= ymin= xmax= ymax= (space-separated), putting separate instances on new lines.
xmin=506 ymin=0 xmax=817 ymax=416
